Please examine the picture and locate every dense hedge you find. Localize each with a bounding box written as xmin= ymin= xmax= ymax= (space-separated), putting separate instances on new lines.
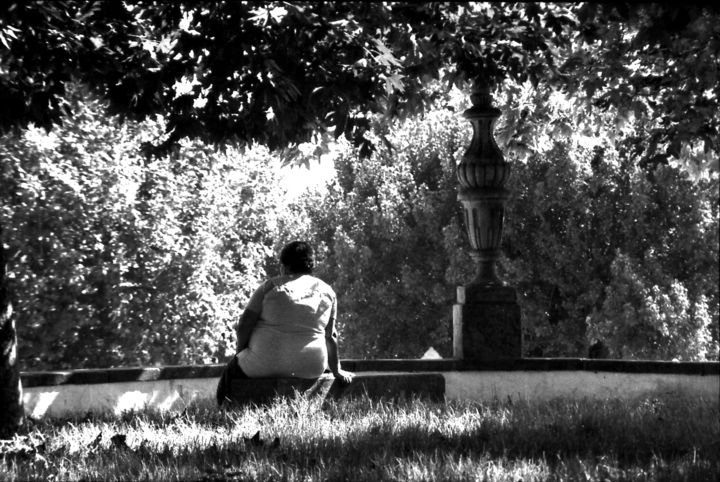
xmin=2 ymin=85 xmax=717 ymax=369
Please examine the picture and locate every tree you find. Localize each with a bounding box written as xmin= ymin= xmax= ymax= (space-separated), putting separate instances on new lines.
xmin=282 ymin=109 xmax=469 ymax=358
xmin=588 ymin=255 xmax=714 ymax=360
xmin=287 ymin=82 xmax=717 ymax=360
xmin=567 ymin=3 xmax=720 ymax=174
xmin=3 ymin=3 xmax=716 ymax=167
xmin=0 ymin=224 xmax=22 ymax=437
xmin=503 ymin=143 xmax=718 ymax=359
xmin=1 ymin=86 xmax=294 ymax=370
xmin=1 ymin=0 xmax=148 ymax=433
xmin=1 ymin=2 xmax=573 ymax=153
xmin=492 ymin=78 xmax=718 ymax=359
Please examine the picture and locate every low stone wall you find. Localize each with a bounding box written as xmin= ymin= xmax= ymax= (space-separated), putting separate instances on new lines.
xmin=21 ymin=359 xmax=719 ymax=419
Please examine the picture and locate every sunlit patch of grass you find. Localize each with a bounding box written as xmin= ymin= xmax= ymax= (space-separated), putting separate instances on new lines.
xmin=1 ymin=392 xmax=718 ymax=481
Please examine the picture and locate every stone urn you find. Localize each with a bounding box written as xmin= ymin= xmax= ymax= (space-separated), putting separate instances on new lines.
xmin=456 ymin=79 xmax=511 ymax=286
xmin=452 ymin=78 xmax=522 ymax=360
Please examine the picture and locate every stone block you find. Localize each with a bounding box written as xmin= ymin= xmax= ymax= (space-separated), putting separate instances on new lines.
xmin=229 ymin=374 xmax=335 ymax=406
xmin=325 ymin=373 xmax=445 ymax=402
xmin=453 ymin=284 xmax=522 ymax=360
xmin=228 ymin=373 xmax=445 ymax=406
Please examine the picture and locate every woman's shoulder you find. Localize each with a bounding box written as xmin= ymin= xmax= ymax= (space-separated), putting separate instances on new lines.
xmin=256 ymin=277 xmax=282 ymax=295
xmin=309 ymin=275 xmax=335 ymax=296
xmin=270 ymin=274 xmax=335 ymax=297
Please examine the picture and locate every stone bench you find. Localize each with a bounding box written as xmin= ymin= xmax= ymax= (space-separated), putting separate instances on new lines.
xmin=228 ymin=372 xmax=445 ymax=406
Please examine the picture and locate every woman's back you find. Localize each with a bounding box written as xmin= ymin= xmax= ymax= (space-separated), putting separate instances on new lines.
xmin=237 ymin=274 xmax=336 ymax=378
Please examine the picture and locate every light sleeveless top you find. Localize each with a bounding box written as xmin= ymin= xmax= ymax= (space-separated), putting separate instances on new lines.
xmin=236 ymin=274 xmax=337 ymax=378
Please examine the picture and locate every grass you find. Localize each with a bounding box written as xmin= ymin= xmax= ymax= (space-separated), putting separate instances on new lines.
xmin=1 ymin=392 xmax=718 ymax=481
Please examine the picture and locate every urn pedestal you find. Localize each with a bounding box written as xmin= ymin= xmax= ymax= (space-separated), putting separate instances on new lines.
xmin=453 ymin=79 xmax=522 ymax=360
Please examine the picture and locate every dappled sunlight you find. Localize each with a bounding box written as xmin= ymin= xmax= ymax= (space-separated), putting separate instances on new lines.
xmin=22 ymin=378 xmax=218 ymax=419
xmin=4 ymin=393 xmax=717 ymax=480
xmin=23 ymin=390 xmax=59 ymax=419
xmin=117 ymin=379 xmax=218 ymax=416
xmin=115 ymin=390 xmax=156 ymax=416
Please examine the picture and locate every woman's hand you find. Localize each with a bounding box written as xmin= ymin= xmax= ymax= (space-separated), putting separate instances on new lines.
xmin=333 ymin=368 xmax=354 ymax=384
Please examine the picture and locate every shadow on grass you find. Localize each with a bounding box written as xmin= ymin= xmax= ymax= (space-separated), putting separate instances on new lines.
xmin=5 ymin=393 xmax=719 ymax=481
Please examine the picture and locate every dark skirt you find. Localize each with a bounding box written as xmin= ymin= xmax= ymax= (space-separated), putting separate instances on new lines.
xmin=216 ymin=354 xmax=249 ymax=406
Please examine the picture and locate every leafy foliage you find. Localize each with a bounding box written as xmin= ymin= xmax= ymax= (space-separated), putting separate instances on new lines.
xmin=567 ymin=3 xmax=720 ymax=174
xmin=0 ymin=2 xmax=569 ymax=154
xmin=290 ymin=82 xmax=718 ymax=360
xmin=0 ymin=2 xmax=150 ymax=131
xmin=0 ymin=88 xmax=287 ymax=369
xmin=2 ymin=3 xmax=716 ymax=170
xmin=281 ymin=108 xmax=469 ymax=358
xmin=1 ymin=4 xmax=718 ymax=367
xmin=588 ymin=255 xmax=714 ymax=360
xmin=1 ymin=81 xmax=717 ymax=366
xmin=494 ymin=80 xmax=719 ymax=360
xmin=504 ymin=145 xmax=718 ymax=360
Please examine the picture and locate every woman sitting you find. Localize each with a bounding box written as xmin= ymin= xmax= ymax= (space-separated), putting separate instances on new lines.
xmin=217 ymin=241 xmax=353 ymax=405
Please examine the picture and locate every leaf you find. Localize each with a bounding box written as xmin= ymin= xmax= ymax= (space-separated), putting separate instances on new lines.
xmin=383 ymin=73 xmax=406 ymax=95
xmin=372 ymin=38 xmax=403 ymax=68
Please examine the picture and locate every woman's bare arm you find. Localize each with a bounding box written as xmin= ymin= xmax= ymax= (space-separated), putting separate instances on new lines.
xmin=325 ymin=331 xmax=353 ymax=383
xmin=235 ymin=281 xmax=273 ymax=352
xmin=325 ymin=299 xmax=354 ymax=383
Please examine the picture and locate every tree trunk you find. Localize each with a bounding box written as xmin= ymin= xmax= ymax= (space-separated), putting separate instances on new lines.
xmin=0 ymin=225 xmax=23 ymax=438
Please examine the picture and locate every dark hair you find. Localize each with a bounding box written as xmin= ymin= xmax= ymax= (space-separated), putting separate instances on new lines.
xmin=279 ymin=241 xmax=314 ymax=274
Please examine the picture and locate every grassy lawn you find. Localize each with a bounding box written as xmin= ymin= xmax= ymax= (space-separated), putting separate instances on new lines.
xmin=1 ymin=392 xmax=718 ymax=481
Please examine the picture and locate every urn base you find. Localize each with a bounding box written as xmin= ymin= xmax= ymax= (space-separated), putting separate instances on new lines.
xmin=452 ymin=284 xmax=522 ymax=360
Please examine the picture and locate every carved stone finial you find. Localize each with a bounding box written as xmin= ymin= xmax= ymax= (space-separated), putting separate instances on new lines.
xmin=469 ymin=78 xmax=492 ymax=109
xmin=456 ymin=78 xmax=511 ymax=286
